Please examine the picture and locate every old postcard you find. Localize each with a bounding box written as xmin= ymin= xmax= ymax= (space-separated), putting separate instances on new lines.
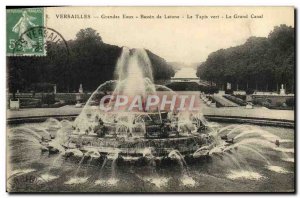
xmin=6 ymin=6 xmax=295 ymax=193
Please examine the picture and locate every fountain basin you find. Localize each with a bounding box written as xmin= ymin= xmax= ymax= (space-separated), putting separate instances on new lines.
xmin=64 ymin=133 xmax=213 ymax=158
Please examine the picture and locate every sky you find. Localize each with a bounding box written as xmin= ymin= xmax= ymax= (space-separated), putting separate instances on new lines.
xmin=46 ymin=7 xmax=294 ymax=63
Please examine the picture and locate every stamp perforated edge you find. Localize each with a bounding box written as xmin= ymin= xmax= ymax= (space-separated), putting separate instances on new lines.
xmin=6 ymin=7 xmax=46 ymax=57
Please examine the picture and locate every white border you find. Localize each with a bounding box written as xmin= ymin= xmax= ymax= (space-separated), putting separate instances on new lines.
xmin=1 ymin=1 xmax=299 ymax=198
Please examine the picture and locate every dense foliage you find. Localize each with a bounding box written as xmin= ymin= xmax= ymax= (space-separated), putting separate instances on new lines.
xmin=146 ymin=50 xmax=175 ymax=81
xmin=197 ymin=25 xmax=294 ymax=92
xmin=7 ymin=28 xmax=175 ymax=94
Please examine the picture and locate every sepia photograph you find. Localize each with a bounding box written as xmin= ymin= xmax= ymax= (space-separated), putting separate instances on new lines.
xmin=6 ymin=6 xmax=295 ymax=193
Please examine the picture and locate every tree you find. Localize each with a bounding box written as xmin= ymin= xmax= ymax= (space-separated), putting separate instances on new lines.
xmin=75 ymin=28 xmax=103 ymax=45
xmin=197 ymin=25 xmax=294 ymax=92
xmin=7 ymin=28 xmax=175 ymax=93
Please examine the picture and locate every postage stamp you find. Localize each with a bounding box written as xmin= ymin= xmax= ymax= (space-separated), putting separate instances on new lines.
xmin=12 ymin=26 xmax=70 ymax=57
xmin=7 ymin=8 xmax=45 ymax=56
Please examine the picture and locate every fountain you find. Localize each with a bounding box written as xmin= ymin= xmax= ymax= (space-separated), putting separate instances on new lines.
xmin=36 ymin=47 xmax=213 ymax=163
xmin=7 ymin=47 xmax=295 ymax=192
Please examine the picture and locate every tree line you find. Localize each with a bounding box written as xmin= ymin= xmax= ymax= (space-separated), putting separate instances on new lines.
xmin=7 ymin=28 xmax=175 ymax=94
xmin=196 ymin=25 xmax=294 ymax=93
